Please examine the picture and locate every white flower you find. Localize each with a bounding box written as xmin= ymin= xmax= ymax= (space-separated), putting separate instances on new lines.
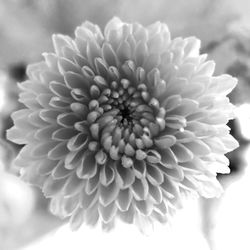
xmin=7 ymin=17 xmax=238 ymax=231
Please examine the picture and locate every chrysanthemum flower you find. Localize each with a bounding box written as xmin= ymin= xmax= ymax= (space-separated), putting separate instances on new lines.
xmin=7 ymin=17 xmax=238 ymax=231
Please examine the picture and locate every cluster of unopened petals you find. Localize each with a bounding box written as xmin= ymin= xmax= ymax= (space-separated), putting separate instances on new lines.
xmin=7 ymin=17 xmax=238 ymax=231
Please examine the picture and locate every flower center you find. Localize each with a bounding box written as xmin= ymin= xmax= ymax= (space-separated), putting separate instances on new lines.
xmin=119 ymin=106 xmax=133 ymax=125
xmin=83 ymin=77 xmax=166 ymax=162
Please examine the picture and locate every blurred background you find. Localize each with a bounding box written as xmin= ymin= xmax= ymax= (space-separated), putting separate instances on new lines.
xmin=1 ymin=0 xmax=250 ymax=249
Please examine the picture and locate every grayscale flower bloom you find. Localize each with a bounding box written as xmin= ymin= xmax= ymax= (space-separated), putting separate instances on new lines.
xmin=7 ymin=17 xmax=239 ymax=231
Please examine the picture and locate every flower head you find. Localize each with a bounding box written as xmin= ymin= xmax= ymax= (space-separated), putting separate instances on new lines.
xmin=7 ymin=17 xmax=238 ymax=231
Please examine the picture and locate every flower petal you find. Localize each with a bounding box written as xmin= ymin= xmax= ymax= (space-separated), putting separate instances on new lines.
xmin=171 ymin=144 xmax=193 ymax=162
xmin=77 ymin=151 xmax=97 ymax=179
xmin=63 ymin=173 xmax=85 ymax=197
xmin=99 ymin=202 xmax=117 ymax=223
xmin=116 ymin=188 xmax=132 ymax=211
xmin=100 ymin=163 xmax=115 ymax=186
xmin=99 ymin=180 xmax=119 ymax=206
xmin=131 ymin=177 xmax=148 ymax=200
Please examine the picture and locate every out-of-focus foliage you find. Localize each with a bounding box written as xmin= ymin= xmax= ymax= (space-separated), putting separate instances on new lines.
xmin=0 ymin=68 xmax=25 ymax=132
xmin=208 ymin=20 xmax=250 ymax=105
xmin=0 ymin=0 xmax=240 ymax=68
